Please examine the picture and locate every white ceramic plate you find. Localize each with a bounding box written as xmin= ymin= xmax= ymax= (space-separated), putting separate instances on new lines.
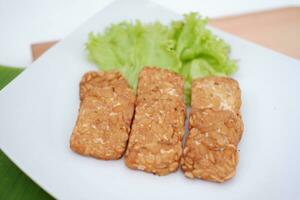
xmin=1 ymin=0 xmax=300 ymax=199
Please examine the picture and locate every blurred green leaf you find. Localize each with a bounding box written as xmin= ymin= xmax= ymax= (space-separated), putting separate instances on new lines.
xmin=0 ymin=65 xmax=53 ymax=200
xmin=0 ymin=65 xmax=23 ymax=90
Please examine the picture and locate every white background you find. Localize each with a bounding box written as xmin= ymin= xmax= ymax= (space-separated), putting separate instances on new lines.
xmin=0 ymin=0 xmax=299 ymax=67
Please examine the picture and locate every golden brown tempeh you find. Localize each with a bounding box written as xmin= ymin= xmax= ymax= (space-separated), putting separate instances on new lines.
xmin=70 ymin=71 xmax=135 ymax=160
xmin=182 ymin=77 xmax=243 ymax=182
xmin=125 ymin=67 xmax=186 ymax=175
xmin=191 ymin=77 xmax=241 ymax=114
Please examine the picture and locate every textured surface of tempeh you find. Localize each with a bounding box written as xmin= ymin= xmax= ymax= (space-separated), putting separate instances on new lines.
xmin=182 ymin=77 xmax=243 ymax=182
xmin=70 ymin=71 xmax=135 ymax=160
xmin=125 ymin=67 xmax=186 ymax=175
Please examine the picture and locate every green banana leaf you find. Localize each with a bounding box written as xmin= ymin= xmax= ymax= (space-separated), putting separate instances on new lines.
xmin=0 ymin=65 xmax=53 ymax=200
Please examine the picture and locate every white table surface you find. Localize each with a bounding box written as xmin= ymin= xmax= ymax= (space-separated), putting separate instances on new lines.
xmin=0 ymin=0 xmax=299 ymax=67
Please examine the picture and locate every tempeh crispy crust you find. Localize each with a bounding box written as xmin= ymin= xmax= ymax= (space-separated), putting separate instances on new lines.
xmin=70 ymin=71 xmax=135 ymax=160
xmin=125 ymin=67 xmax=186 ymax=175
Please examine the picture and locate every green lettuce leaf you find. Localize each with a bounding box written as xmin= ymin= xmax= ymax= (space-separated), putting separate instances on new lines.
xmin=86 ymin=13 xmax=237 ymax=104
xmin=171 ymin=13 xmax=237 ymax=103
xmin=86 ymin=21 xmax=180 ymax=88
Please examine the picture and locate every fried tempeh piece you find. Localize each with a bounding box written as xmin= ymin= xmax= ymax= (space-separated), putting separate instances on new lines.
xmin=70 ymin=71 xmax=135 ymax=160
xmin=125 ymin=67 xmax=186 ymax=175
xmin=182 ymin=108 xmax=243 ymax=182
xmin=191 ymin=77 xmax=241 ymax=113
xmin=182 ymin=77 xmax=244 ymax=182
